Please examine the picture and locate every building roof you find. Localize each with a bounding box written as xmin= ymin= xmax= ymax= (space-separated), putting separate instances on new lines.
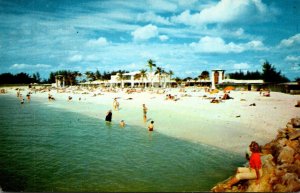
xmin=123 ymin=71 xmax=140 ymax=76
xmin=221 ymin=79 xmax=264 ymax=84
xmin=211 ymin=69 xmax=225 ymax=71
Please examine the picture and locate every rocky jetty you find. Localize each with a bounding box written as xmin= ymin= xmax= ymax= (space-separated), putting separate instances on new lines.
xmin=212 ymin=117 xmax=300 ymax=192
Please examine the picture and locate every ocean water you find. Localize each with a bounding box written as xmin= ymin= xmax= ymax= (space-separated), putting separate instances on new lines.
xmin=0 ymin=94 xmax=244 ymax=192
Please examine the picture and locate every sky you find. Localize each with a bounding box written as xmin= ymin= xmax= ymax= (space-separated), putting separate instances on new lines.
xmin=0 ymin=0 xmax=300 ymax=81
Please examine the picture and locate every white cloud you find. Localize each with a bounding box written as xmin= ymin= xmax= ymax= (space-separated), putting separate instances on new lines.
xmin=69 ymin=54 xmax=83 ymax=62
xmin=291 ymin=64 xmax=300 ymax=71
xmin=189 ymin=36 xmax=265 ymax=53
xmin=285 ymin=55 xmax=300 ymax=62
xmin=172 ymin=0 xmax=270 ymax=26
xmin=131 ymin=24 xmax=159 ymax=41
xmin=233 ymin=62 xmax=251 ymax=70
xmin=235 ymin=28 xmax=245 ymax=37
xmin=86 ymin=37 xmax=109 ymax=47
xmin=279 ymin=33 xmax=300 ymax=48
xmin=136 ymin=12 xmax=171 ymax=25
xmin=159 ymin=35 xmax=169 ymax=41
xmin=10 ymin=63 xmax=51 ymax=70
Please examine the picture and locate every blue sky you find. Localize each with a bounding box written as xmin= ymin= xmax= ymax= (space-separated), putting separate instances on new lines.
xmin=0 ymin=0 xmax=299 ymax=80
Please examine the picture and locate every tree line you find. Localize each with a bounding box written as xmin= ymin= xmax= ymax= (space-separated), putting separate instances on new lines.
xmin=0 ymin=70 xmax=130 ymax=85
xmin=0 ymin=72 xmax=42 ymax=84
xmin=0 ymin=60 xmax=298 ymax=85
xmin=227 ymin=61 xmax=290 ymax=83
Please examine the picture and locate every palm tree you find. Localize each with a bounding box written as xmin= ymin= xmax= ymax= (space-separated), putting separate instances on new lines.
xmin=174 ymin=77 xmax=182 ymax=87
xmin=116 ymin=72 xmax=124 ymax=88
xmin=147 ymin=59 xmax=156 ymax=88
xmin=155 ymin=67 xmax=165 ymax=87
xmin=168 ymin=70 xmax=174 ymax=80
xmin=67 ymin=72 xmax=74 ymax=86
xmin=140 ymin=69 xmax=147 ymax=88
xmin=95 ymin=70 xmax=102 ymax=80
xmin=85 ymin=71 xmax=96 ymax=82
xmin=68 ymin=71 xmax=81 ymax=86
xmin=134 ymin=73 xmax=142 ymax=87
xmin=147 ymin=59 xmax=156 ymax=72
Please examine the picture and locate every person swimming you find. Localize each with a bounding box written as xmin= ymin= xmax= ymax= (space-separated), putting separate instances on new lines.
xmin=120 ymin=120 xmax=125 ymax=127
xmin=148 ymin=121 xmax=154 ymax=131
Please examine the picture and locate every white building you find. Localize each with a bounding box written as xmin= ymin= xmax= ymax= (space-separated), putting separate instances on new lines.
xmin=52 ymin=75 xmax=65 ymax=88
xmin=211 ymin=69 xmax=225 ymax=89
xmin=109 ymin=71 xmax=174 ymax=88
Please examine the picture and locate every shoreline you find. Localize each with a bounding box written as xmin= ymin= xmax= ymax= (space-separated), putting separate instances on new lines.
xmin=1 ymin=85 xmax=300 ymax=155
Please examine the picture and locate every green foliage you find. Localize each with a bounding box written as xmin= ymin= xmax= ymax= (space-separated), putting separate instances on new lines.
xmin=95 ymin=70 xmax=101 ymax=80
xmin=147 ymin=59 xmax=156 ymax=72
xmin=199 ymin=71 xmax=210 ymax=80
xmin=32 ymin=72 xmax=41 ymax=83
xmin=47 ymin=70 xmax=81 ymax=86
xmin=183 ymin=77 xmax=192 ymax=81
xmin=84 ymin=70 xmax=129 ymax=81
xmin=174 ymin=77 xmax=182 ymax=84
xmin=228 ymin=61 xmax=289 ymax=83
xmin=0 ymin=72 xmax=38 ymax=84
xmin=85 ymin=71 xmax=96 ymax=81
xmin=228 ymin=70 xmax=262 ymax=80
xmin=262 ymin=61 xmax=289 ymax=83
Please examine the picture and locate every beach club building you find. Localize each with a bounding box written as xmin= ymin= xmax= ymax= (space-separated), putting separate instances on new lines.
xmin=77 ymin=69 xmax=264 ymax=90
xmin=59 ymin=68 xmax=266 ymax=91
xmin=109 ymin=71 xmax=175 ymax=88
xmin=210 ymin=69 xmax=264 ymax=91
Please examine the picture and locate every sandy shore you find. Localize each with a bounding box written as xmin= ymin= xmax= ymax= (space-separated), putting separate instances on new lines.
xmin=2 ymin=86 xmax=300 ymax=155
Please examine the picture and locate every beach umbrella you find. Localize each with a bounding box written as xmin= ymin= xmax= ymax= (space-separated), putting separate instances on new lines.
xmin=224 ymin=86 xmax=235 ymax=91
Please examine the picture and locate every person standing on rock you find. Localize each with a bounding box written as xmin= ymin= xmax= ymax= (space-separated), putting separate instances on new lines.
xmin=225 ymin=141 xmax=262 ymax=188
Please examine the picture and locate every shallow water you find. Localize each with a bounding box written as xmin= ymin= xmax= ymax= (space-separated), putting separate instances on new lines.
xmin=0 ymin=94 xmax=244 ymax=192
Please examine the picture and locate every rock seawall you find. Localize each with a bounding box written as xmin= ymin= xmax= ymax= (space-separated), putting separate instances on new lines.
xmin=212 ymin=117 xmax=300 ymax=192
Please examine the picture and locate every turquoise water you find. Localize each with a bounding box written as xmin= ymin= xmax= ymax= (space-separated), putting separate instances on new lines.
xmin=0 ymin=94 xmax=244 ymax=192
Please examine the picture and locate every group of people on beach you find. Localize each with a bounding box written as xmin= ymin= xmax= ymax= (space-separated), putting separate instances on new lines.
xmin=105 ymin=100 xmax=154 ymax=132
xmin=210 ymin=92 xmax=233 ymax=103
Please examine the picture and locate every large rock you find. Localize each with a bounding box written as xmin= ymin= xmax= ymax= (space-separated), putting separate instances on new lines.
xmin=286 ymin=139 xmax=300 ymax=150
xmin=277 ymin=163 xmax=300 ymax=176
xmin=277 ymin=146 xmax=295 ymax=164
xmin=277 ymin=138 xmax=287 ymax=147
xmin=246 ymin=156 xmax=274 ymax=192
xmin=291 ymin=118 xmax=300 ymax=128
xmin=281 ymin=173 xmax=300 ymax=192
xmin=288 ymin=130 xmax=300 ymax=140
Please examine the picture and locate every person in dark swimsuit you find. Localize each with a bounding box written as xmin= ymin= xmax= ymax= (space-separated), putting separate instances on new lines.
xmin=105 ymin=110 xmax=112 ymax=122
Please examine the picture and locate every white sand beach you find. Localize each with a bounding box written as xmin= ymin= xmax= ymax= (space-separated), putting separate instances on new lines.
xmin=4 ymin=86 xmax=300 ymax=155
